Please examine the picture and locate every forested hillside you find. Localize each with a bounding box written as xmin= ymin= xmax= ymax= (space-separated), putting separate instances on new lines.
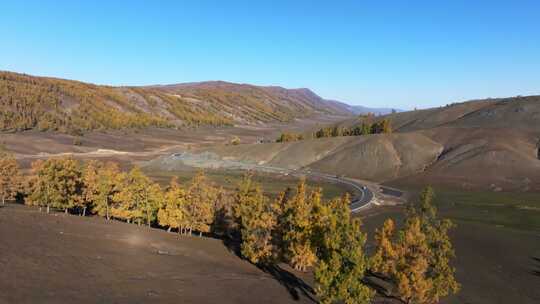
xmin=147 ymin=81 xmax=354 ymax=121
xmin=0 ymin=71 xmax=354 ymax=134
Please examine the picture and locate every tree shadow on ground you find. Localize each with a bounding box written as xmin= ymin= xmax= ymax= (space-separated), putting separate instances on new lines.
xmin=221 ymin=234 xmax=242 ymax=257
xmin=221 ymin=236 xmax=316 ymax=302
xmin=532 ymin=257 xmax=540 ymax=277
xmin=259 ymin=264 xmax=316 ymax=303
xmin=364 ymin=275 xmax=391 ymax=296
xmin=363 ymin=272 xmax=404 ymax=303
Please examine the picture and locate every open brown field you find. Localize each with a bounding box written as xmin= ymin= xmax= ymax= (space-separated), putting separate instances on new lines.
xmin=0 ymin=204 xmax=316 ymax=304
xmin=2 ymin=114 xmax=343 ymax=171
xmin=2 ymin=189 xmax=539 ymax=304
xmin=1 ymin=115 xmax=340 ymax=151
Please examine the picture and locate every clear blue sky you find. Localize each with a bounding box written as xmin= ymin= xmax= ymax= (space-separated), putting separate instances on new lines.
xmin=1 ymin=1 xmax=539 ymax=109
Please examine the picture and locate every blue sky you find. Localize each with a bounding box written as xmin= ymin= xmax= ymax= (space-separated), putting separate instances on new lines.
xmin=1 ymin=1 xmax=539 ymax=109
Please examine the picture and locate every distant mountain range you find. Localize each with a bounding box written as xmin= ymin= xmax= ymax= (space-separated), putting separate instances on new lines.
xmin=345 ymin=105 xmax=403 ymax=115
xmin=315 ymin=98 xmax=402 ymax=115
xmin=0 ymin=71 xmax=402 ymax=133
xmin=149 ymin=81 xmax=357 ymax=118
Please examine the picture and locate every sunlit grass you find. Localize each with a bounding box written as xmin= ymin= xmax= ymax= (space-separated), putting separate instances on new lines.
xmin=423 ymin=189 xmax=540 ymax=232
xmin=143 ymin=168 xmax=351 ymax=200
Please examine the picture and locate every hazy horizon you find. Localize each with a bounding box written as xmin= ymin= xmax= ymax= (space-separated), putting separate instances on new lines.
xmin=2 ymin=1 xmax=539 ymax=109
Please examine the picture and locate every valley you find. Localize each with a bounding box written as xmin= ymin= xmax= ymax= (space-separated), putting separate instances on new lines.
xmin=1 ymin=72 xmax=540 ymax=304
xmin=3 ymin=3 xmax=540 ymax=303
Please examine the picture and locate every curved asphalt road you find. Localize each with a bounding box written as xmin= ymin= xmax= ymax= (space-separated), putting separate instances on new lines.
xmin=296 ymin=171 xmax=374 ymax=212
xmin=166 ymin=153 xmax=376 ymax=213
xmin=19 ymin=146 xmax=377 ymax=212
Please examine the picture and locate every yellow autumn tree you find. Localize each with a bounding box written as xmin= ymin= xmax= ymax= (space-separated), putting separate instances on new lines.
xmin=394 ymin=217 xmax=433 ymax=304
xmin=425 ymin=217 xmax=459 ymax=303
xmin=233 ymin=174 xmax=276 ymax=264
xmin=26 ymin=160 xmax=44 ymax=210
xmin=381 ymin=118 xmax=392 ymax=134
xmin=410 ymin=186 xmax=460 ymax=303
xmin=314 ymin=194 xmax=374 ymax=304
xmin=82 ymin=160 xmax=100 ymax=216
xmin=283 ymin=178 xmax=317 ymax=271
xmin=211 ymin=186 xmax=235 ymax=238
xmin=158 ymin=177 xmax=187 ymax=233
xmin=270 ymin=188 xmax=291 ymax=259
xmin=0 ymin=152 xmax=22 ymax=205
xmin=185 ymin=171 xmax=216 ymax=236
xmin=28 ymin=158 xmax=83 ymax=213
xmin=370 ymin=218 xmax=398 ymax=277
xmin=112 ymin=167 xmax=155 ymax=225
xmin=144 ymin=182 xmax=164 ymax=227
xmin=308 ymin=187 xmax=324 ymax=245
xmin=83 ymin=161 xmax=121 ymax=220
xmin=372 ymin=186 xmax=459 ymax=303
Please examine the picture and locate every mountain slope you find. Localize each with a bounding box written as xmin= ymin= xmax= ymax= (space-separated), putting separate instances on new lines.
xmin=178 ymin=96 xmax=540 ymax=191
xmin=0 ymin=71 xmax=355 ymax=134
xmin=324 ymin=95 xmax=540 ymax=191
xmin=396 ymin=126 xmax=540 ymax=191
xmin=162 ymin=133 xmax=444 ymax=183
xmin=148 ymin=82 xmax=355 ymax=120
xmin=341 ymin=95 xmax=540 ymax=132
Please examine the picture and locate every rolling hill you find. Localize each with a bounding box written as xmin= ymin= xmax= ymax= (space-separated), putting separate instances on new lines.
xmin=0 ymin=71 xmax=356 ymax=134
xmin=164 ymin=95 xmax=540 ymax=192
xmin=345 ymin=96 xmax=540 ymax=190
xmin=341 ymin=95 xmax=540 ymax=132
xmin=145 ymin=133 xmax=444 ymax=188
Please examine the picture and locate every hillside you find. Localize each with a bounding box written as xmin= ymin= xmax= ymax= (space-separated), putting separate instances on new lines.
xmin=0 ymin=71 xmax=355 ymax=134
xmin=145 ymin=133 xmax=444 ymax=184
xmin=166 ymin=96 xmax=540 ymax=192
xmin=328 ymin=96 xmax=540 ymax=190
xmin=0 ymin=204 xmax=315 ymax=304
xmin=341 ymin=95 xmax=540 ymax=132
xmin=341 ymin=96 xmax=540 ymax=190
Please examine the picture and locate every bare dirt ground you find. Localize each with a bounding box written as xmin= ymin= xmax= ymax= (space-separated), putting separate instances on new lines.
xmin=1 ymin=116 xmax=343 ymax=155
xmin=0 ymin=204 xmax=316 ymax=304
xmin=3 ymin=203 xmax=538 ymax=304
xmin=1 ymin=115 xmax=344 ymax=170
xmin=393 ymin=127 xmax=540 ymax=192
